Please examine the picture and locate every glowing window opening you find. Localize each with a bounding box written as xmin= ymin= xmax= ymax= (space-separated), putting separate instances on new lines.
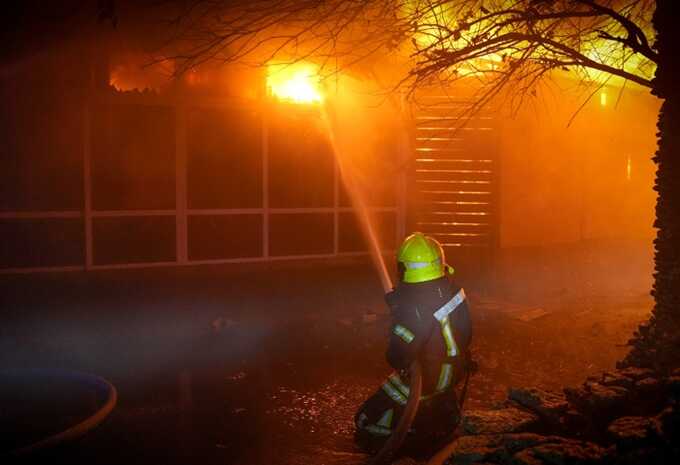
xmin=416 ymin=159 xmax=493 ymax=163
xmin=430 ymin=232 xmax=489 ymax=237
xmin=267 ymin=63 xmax=323 ymax=104
xmin=429 ymin=212 xmax=490 ymax=216
xmin=416 ymin=180 xmax=492 ymax=185
xmin=421 ymin=190 xmax=492 ymax=195
xmin=429 ymin=201 xmax=490 ymax=205
xmin=416 ymin=169 xmax=492 ymax=174
xmin=416 ymin=221 xmax=489 ymax=227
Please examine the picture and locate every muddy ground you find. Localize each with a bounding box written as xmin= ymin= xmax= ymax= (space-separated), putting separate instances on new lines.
xmin=0 ymin=249 xmax=652 ymax=464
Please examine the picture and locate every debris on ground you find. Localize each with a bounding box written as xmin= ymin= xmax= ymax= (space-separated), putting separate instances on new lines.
xmin=226 ymin=371 xmax=247 ymax=381
xmin=444 ymin=433 xmax=607 ymax=465
xmin=514 ymin=308 xmax=550 ymax=322
xmin=444 ymin=367 xmax=680 ymax=464
xmin=507 ymin=387 xmax=569 ymax=430
xmin=211 ymin=317 xmax=237 ymax=332
xmin=362 ymin=313 xmax=378 ymax=324
xmin=338 ymin=317 xmax=353 ymax=327
xmin=462 ymin=407 xmax=539 ymax=435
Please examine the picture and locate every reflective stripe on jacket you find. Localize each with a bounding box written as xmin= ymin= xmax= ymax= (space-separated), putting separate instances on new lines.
xmin=384 ymin=276 xmax=472 ymax=396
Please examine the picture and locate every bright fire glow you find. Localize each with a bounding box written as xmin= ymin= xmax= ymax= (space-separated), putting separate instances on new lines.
xmin=600 ymin=92 xmax=608 ymax=106
xmin=267 ymin=63 xmax=323 ymax=104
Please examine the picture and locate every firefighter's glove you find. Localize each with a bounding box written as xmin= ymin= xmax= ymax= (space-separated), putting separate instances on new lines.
xmin=384 ymin=290 xmax=399 ymax=313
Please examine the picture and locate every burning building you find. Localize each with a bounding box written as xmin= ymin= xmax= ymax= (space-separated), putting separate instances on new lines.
xmin=1 ymin=1 xmax=673 ymax=464
xmin=0 ymin=2 xmax=658 ymax=296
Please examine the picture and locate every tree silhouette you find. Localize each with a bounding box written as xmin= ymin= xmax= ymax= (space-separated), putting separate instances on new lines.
xmin=620 ymin=0 xmax=679 ymax=372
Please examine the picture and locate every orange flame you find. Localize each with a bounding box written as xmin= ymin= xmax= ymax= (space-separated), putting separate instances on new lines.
xmin=267 ymin=63 xmax=323 ymax=104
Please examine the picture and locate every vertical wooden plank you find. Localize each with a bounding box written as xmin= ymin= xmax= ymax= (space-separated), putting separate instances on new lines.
xmin=83 ymin=103 xmax=93 ymax=269
xmin=176 ymin=104 xmax=188 ymax=264
xmin=262 ymin=109 xmax=270 ymax=259
xmin=397 ymin=93 xmax=410 ymax=243
xmin=333 ymin=144 xmax=340 ymax=256
xmin=492 ymin=114 xmax=502 ymax=253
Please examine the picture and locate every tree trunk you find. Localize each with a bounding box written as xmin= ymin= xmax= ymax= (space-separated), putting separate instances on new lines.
xmin=622 ymin=0 xmax=680 ymax=371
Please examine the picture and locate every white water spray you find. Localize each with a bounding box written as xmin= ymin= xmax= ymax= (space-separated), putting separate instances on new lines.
xmin=320 ymin=104 xmax=393 ymax=293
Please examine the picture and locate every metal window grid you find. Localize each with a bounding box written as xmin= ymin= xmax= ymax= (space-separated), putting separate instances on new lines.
xmin=1 ymin=99 xmax=406 ymax=273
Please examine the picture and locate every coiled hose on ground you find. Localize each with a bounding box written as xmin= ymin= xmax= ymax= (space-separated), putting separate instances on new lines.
xmin=1 ymin=369 xmax=117 ymax=457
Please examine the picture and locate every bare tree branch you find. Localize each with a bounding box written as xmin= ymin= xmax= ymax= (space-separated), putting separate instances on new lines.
xmin=152 ymin=0 xmax=656 ymax=109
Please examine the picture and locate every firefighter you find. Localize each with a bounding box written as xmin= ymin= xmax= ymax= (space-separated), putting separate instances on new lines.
xmin=354 ymin=232 xmax=473 ymax=452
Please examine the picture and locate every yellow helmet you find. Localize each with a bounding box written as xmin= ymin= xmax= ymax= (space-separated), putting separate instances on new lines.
xmin=397 ymin=232 xmax=454 ymax=283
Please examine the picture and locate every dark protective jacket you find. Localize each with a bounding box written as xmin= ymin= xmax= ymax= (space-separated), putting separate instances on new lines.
xmin=384 ymin=276 xmax=472 ymax=395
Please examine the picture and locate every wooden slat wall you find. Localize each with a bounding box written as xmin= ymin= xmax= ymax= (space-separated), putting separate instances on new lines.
xmin=410 ymin=96 xmax=499 ymax=270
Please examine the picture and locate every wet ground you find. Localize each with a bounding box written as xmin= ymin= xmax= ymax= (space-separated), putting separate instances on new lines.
xmin=0 ymin=249 xmax=652 ymax=464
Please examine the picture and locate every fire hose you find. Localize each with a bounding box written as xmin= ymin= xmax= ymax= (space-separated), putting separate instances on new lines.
xmin=425 ymin=365 xmax=472 ymax=465
xmin=370 ymin=357 xmax=473 ymax=465
xmin=1 ymin=369 xmax=118 ymax=457
xmin=369 ymin=360 xmax=423 ymax=465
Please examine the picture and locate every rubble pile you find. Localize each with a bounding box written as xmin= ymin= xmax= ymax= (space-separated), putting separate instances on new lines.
xmin=445 ymin=368 xmax=680 ymax=464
